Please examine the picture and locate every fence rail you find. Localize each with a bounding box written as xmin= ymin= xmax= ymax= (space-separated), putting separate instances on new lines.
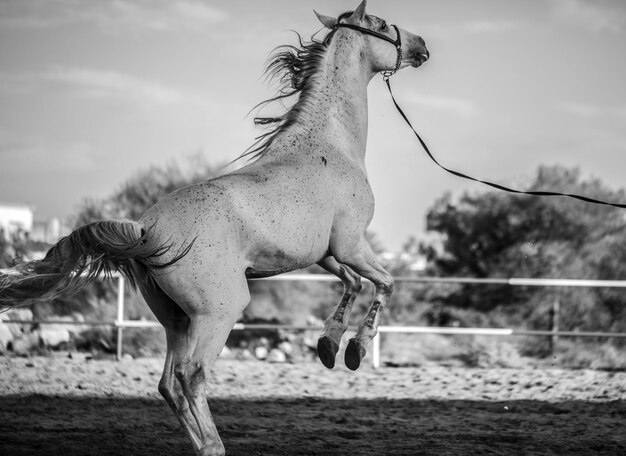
xmin=2 ymin=272 xmax=626 ymax=367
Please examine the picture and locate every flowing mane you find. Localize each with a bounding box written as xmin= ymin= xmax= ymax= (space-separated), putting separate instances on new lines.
xmin=240 ymin=12 xmax=353 ymax=161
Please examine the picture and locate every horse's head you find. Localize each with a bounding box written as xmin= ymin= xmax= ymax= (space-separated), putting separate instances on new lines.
xmin=315 ymin=0 xmax=429 ymax=77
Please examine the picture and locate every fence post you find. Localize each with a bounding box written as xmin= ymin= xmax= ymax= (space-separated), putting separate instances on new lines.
xmin=116 ymin=276 xmax=125 ymax=361
xmin=551 ymin=297 xmax=560 ymax=353
xmin=372 ymin=332 xmax=381 ymax=369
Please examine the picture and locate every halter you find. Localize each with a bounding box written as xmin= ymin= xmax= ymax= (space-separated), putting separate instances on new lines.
xmin=332 ymin=22 xmax=403 ymax=78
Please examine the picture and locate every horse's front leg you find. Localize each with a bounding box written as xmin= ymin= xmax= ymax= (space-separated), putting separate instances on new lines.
xmin=316 ymin=256 xmax=362 ymax=369
xmin=332 ymin=238 xmax=394 ymax=371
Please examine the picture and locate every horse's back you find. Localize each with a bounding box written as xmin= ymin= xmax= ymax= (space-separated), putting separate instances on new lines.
xmin=138 ymin=169 xmax=325 ymax=273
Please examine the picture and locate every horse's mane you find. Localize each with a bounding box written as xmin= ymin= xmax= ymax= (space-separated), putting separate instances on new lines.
xmin=239 ymin=12 xmax=353 ymax=162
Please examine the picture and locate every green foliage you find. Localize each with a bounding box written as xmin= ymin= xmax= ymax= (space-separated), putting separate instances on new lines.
xmin=0 ymin=235 xmax=21 ymax=269
xmin=421 ymin=165 xmax=626 ymax=336
xmin=551 ymin=339 xmax=626 ymax=369
xmin=0 ymin=233 xmax=49 ymax=269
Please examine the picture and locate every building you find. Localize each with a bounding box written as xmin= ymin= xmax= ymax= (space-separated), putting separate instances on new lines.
xmin=0 ymin=203 xmax=69 ymax=243
xmin=0 ymin=203 xmax=34 ymax=240
xmin=32 ymin=218 xmax=68 ymax=244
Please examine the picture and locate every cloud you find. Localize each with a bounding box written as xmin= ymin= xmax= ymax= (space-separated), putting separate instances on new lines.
xmin=0 ymin=72 xmax=35 ymax=95
xmin=421 ymin=18 xmax=524 ymax=40
xmin=558 ymin=102 xmax=602 ymax=118
xmin=0 ymin=0 xmax=229 ymax=34
xmin=558 ymin=101 xmax=626 ymax=119
xmin=550 ymin=0 xmax=626 ymax=34
xmin=0 ymin=67 xmax=211 ymax=108
xmin=0 ymin=131 xmax=98 ymax=175
xmin=43 ymin=67 xmax=187 ymax=105
xmin=405 ymin=91 xmax=479 ymax=118
xmin=462 ymin=19 xmax=523 ymax=34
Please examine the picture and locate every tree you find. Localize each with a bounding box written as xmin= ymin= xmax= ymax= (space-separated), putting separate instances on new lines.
xmin=74 ymin=153 xmax=222 ymax=226
xmin=422 ymin=165 xmax=626 ymax=334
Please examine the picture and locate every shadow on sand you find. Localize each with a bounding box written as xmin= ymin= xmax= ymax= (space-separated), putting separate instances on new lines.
xmin=0 ymin=395 xmax=625 ymax=455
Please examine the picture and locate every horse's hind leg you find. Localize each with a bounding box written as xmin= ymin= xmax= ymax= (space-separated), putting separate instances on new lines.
xmin=161 ymin=329 xmax=202 ymax=448
xmin=173 ymin=316 xmax=227 ymax=456
xmin=332 ymin=238 xmax=394 ymax=371
xmin=133 ymin=263 xmax=203 ymax=447
xmin=172 ymin=277 xmax=250 ymax=456
xmin=316 ymin=256 xmax=362 ymax=369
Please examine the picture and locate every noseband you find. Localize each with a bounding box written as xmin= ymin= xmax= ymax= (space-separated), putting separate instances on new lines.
xmin=332 ymin=22 xmax=402 ymax=78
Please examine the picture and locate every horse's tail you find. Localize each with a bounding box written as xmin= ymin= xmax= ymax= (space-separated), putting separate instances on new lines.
xmin=0 ymin=219 xmax=191 ymax=309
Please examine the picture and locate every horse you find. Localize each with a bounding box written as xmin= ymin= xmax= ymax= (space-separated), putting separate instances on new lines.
xmin=0 ymin=1 xmax=428 ymax=454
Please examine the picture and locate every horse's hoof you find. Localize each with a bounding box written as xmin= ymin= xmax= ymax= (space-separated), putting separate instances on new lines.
xmin=317 ymin=335 xmax=339 ymax=369
xmin=345 ymin=338 xmax=366 ymax=371
xmin=199 ymin=443 xmax=225 ymax=456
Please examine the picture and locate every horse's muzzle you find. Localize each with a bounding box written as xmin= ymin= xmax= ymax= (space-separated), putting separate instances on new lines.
xmin=410 ymin=49 xmax=430 ymax=68
xmin=406 ymin=36 xmax=429 ymax=68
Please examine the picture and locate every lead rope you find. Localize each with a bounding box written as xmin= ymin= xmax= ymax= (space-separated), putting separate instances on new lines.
xmin=383 ymin=76 xmax=626 ymax=209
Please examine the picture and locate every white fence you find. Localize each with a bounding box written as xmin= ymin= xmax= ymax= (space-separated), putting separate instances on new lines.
xmin=3 ymin=273 xmax=626 ymax=368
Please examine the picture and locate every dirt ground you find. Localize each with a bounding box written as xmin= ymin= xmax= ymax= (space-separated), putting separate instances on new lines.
xmin=1 ymin=355 xmax=625 ymax=456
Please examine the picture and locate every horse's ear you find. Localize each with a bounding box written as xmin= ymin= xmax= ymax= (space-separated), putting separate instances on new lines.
xmin=351 ymin=0 xmax=367 ymax=21
xmin=314 ymin=10 xmax=337 ymax=28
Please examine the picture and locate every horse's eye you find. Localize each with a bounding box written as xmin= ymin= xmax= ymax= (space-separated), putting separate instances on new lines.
xmin=381 ymin=21 xmax=387 ymax=29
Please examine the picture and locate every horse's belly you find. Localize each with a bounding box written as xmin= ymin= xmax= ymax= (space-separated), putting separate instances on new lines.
xmin=243 ymin=215 xmax=331 ymax=277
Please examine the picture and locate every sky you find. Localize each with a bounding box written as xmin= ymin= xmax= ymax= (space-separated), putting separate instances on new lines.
xmin=0 ymin=0 xmax=625 ymax=252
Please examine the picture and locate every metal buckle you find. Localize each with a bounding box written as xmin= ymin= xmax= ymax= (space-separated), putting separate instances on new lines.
xmin=381 ymin=47 xmax=402 ymax=79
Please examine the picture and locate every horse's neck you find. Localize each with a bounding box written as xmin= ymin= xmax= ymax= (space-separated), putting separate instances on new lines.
xmin=274 ymin=36 xmax=374 ymax=167
xmin=313 ymin=40 xmax=373 ymax=160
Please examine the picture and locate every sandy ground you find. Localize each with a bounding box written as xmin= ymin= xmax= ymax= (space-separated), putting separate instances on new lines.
xmin=1 ymin=355 xmax=625 ymax=455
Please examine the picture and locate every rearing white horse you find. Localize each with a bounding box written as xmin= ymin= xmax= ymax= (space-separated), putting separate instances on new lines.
xmin=0 ymin=1 xmax=428 ymax=455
